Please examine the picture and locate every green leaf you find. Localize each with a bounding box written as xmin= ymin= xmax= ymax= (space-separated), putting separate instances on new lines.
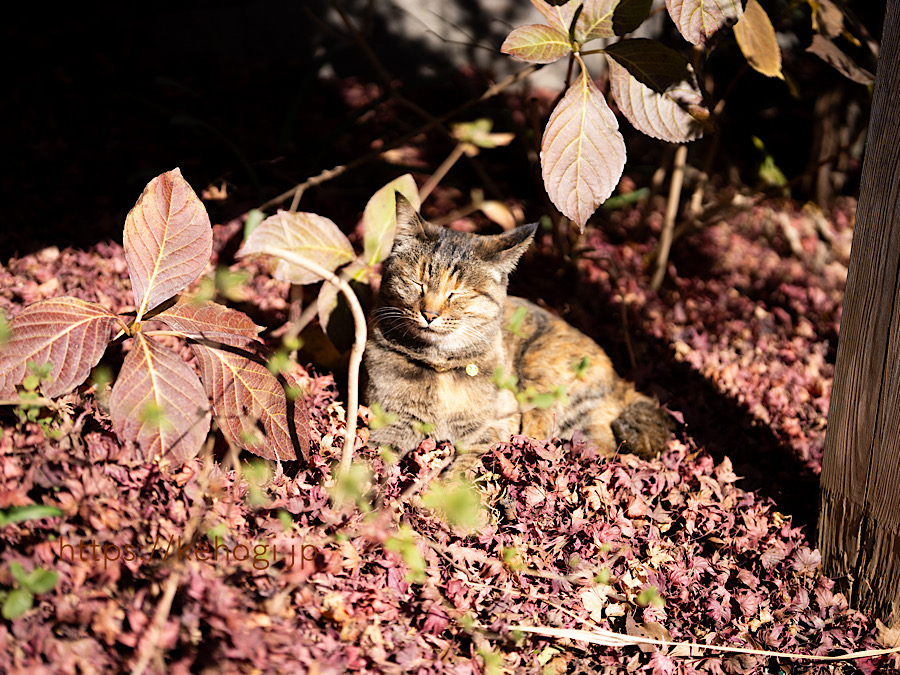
xmin=0 ymin=504 xmax=63 ymax=527
xmin=500 ymin=24 xmax=572 ymax=64
xmin=2 ymin=588 xmax=33 ymax=619
xmin=422 ymin=481 xmax=485 ymax=529
xmin=23 ymin=568 xmax=58 ymax=595
xmin=9 ymin=561 xmax=27 ymax=585
xmin=384 ymin=526 xmax=427 ymax=583
xmin=362 ymin=175 xmax=421 ymax=268
xmin=243 ymin=208 xmax=266 ymax=239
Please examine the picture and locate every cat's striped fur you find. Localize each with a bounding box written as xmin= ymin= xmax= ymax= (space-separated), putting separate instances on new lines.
xmin=364 ymin=196 xmax=670 ymax=459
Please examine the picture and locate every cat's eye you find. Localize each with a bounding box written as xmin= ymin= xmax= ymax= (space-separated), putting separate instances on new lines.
xmin=447 ymin=291 xmax=458 ymax=301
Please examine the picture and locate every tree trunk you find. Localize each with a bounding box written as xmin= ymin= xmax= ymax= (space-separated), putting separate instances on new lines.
xmin=818 ymin=0 xmax=900 ymax=622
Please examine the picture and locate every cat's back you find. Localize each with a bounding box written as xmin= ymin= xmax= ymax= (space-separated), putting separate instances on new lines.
xmin=501 ymin=296 xmax=617 ymax=388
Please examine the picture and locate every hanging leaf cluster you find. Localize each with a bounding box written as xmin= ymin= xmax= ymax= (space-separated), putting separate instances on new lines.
xmin=0 ymin=169 xmax=310 ymax=465
xmin=502 ymin=0 xmax=711 ymax=231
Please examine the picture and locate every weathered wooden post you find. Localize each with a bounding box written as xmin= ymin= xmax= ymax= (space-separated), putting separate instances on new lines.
xmin=818 ymin=0 xmax=900 ymax=622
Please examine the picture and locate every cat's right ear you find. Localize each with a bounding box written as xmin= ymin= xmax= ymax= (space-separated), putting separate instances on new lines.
xmin=392 ymin=192 xmax=438 ymax=248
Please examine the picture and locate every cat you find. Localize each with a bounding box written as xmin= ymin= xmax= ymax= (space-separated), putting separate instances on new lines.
xmin=364 ymin=195 xmax=671 ymax=462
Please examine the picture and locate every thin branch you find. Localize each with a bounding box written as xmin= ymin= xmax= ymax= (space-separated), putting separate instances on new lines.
xmin=419 ymin=143 xmax=467 ymax=202
xmin=651 ymin=144 xmax=688 ymax=291
xmin=256 ymin=248 xmax=366 ymax=478
xmin=259 ymin=65 xmax=540 ymax=211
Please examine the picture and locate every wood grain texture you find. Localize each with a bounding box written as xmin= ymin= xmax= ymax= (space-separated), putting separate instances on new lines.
xmin=818 ymin=0 xmax=899 ymax=621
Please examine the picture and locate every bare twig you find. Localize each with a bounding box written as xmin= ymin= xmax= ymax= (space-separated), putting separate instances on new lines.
xmin=260 ymin=65 xmax=540 ymax=212
xmin=419 ymin=143 xmax=467 ymax=203
xmin=651 ymin=144 xmax=688 ymax=291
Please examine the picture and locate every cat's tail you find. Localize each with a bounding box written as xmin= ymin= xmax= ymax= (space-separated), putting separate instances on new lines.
xmin=611 ymin=391 xmax=673 ymax=460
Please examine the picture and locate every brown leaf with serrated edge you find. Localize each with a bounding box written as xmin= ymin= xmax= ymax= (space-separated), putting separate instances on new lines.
xmin=156 ymin=299 xmax=262 ymax=339
xmin=124 ymin=168 xmax=213 ymax=321
xmin=606 ymin=39 xmax=707 ymax=143
xmin=666 ymin=0 xmax=743 ymax=46
xmin=501 ymin=24 xmax=571 ymax=64
xmin=0 ymin=297 xmax=119 ymax=398
xmin=237 ymin=211 xmax=354 ymax=286
xmin=109 ymin=333 xmax=210 ymax=463
xmin=186 ymin=333 xmax=308 ymax=461
xmin=734 ymin=0 xmax=783 ymax=79
xmin=541 ymin=68 xmax=626 ymax=231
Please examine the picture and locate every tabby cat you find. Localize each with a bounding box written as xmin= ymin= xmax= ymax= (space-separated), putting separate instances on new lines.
xmin=364 ymin=196 xmax=670 ymax=460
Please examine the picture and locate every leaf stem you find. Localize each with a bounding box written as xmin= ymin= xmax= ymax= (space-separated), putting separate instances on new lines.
xmin=257 ymin=247 xmax=366 ymax=478
xmin=651 ymin=143 xmax=688 ymax=290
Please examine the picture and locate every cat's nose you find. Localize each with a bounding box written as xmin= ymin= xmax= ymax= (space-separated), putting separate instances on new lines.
xmin=421 ymin=310 xmax=440 ymax=324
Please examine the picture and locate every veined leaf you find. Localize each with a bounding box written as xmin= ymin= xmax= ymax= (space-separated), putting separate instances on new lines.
xmin=501 ymin=24 xmax=572 ymax=64
xmin=362 ymin=175 xmax=421 ymax=268
xmin=734 ymin=0 xmax=783 ymax=79
xmin=541 ymin=68 xmax=626 ymax=231
xmin=157 ymin=300 xmax=262 ymax=339
xmin=666 ymin=0 xmax=743 ymax=45
xmin=0 ymin=297 xmax=119 ymax=398
xmin=124 ymin=168 xmax=213 ymax=321
xmin=605 ymin=39 xmax=707 ymax=143
xmin=613 ymin=0 xmax=653 ymax=35
xmin=806 ymin=34 xmax=874 ymax=85
xmin=238 ymin=211 xmax=354 ymax=286
xmin=109 ymin=333 xmax=211 ymax=463
xmin=575 ymin=0 xmax=618 ymax=43
xmin=186 ymin=333 xmax=309 ymax=461
xmin=531 ymin=0 xmax=581 ymax=35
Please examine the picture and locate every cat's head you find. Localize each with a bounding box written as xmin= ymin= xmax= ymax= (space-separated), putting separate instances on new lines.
xmin=374 ymin=194 xmax=537 ymax=356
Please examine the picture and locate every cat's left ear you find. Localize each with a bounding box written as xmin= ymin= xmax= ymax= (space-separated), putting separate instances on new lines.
xmin=483 ymin=222 xmax=538 ymax=275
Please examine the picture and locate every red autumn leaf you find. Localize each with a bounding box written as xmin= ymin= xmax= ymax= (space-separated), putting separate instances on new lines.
xmin=185 ymin=333 xmax=309 ymax=461
xmin=0 ymin=297 xmax=119 ymax=398
xmin=124 ymin=168 xmax=213 ymax=321
xmin=109 ymin=332 xmax=211 ymax=463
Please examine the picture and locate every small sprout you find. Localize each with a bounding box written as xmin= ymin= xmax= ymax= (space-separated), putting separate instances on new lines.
xmin=367 ymin=403 xmax=399 ymax=431
xmin=328 ymin=462 xmax=372 ymax=509
xmin=244 ymin=459 xmax=273 ymax=507
xmin=0 ymin=504 xmax=62 ymax=527
xmin=422 ymin=481 xmax=485 ymax=529
xmin=493 ymin=366 xmax=518 ymax=392
xmin=2 ymin=562 xmax=58 ymax=620
xmin=277 ymin=510 xmax=294 ymax=531
xmin=139 ymin=401 xmax=173 ymax=431
xmin=412 ymin=420 xmax=435 ymax=436
xmin=266 ymin=350 xmax=292 ymax=376
xmin=243 ymin=208 xmax=266 ymax=239
xmin=502 ymin=547 xmax=525 ymax=572
xmin=637 ymin=586 xmax=664 ymax=608
xmin=571 ymin=355 xmax=591 ymax=379
xmin=0 ymin=312 xmax=9 ymax=345
xmin=505 ymin=305 xmax=529 ymax=337
xmin=379 ymin=445 xmax=398 ymax=464
xmin=384 ymin=526 xmax=426 ymax=583
xmin=477 ymin=646 xmax=504 ymax=675
xmin=594 ymin=567 xmax=611 ymax=584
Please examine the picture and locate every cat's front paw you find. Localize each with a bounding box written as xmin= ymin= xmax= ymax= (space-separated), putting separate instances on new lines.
xmin=611 ymin=399 xmax=672 ymax=460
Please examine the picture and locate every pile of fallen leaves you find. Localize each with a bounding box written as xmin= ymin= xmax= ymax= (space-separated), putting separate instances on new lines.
xmin=1 ymin=198 xmax=898 ymax=673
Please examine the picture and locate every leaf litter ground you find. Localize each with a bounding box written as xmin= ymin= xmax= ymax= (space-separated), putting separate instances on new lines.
xmin=0 ymin=195 xmax=896 ymax=673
